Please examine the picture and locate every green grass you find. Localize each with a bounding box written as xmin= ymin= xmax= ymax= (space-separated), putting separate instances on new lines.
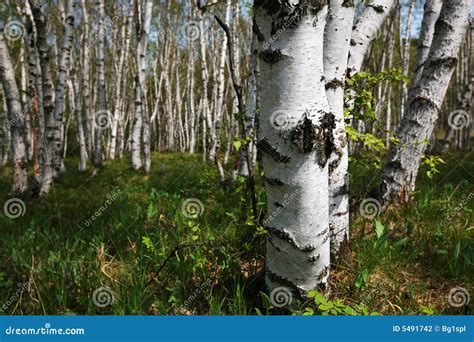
xmin=0 ymin=151 xmax=472 ymax=315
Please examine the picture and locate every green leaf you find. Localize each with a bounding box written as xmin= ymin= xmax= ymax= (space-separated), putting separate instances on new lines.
xmin=375 ymin=220 xmax=385 ymax=239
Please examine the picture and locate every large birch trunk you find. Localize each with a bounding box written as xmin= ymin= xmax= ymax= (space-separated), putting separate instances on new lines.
xmin=379 ymin=0 xmax=471 ymax=204
xmin=256 ymin=1 xmax=333 ymax=297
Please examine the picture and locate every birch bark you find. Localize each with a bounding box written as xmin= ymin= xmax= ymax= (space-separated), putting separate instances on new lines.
xmin=324 ymin=0 xmax=355 ymax=255
xmin=0 ymin=32 xmax=28 ymax=196
xmin=379 ymin=0 xmax=471 ymax=203
xmin=256 ymin=0 xmax=333 ymax=296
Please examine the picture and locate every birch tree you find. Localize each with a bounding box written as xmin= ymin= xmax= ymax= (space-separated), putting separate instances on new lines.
xmin=0 ymin=32 xmax=28 ymax=196
xmin=255 ymin=0 xmax=333 ymax=296
xmin=324 ymin=0 xmax=355 ymax=255
xmin=379 ymin=0 xmax=471 ymax=203
xmin=347 ymin=0 xmax=396 ymax=76
xmin=92 ymin=0 xmax=106 ymax=167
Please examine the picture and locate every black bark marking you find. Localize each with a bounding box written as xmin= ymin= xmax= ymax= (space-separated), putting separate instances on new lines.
xmin=274 ymin=201 xmax=284 ymax=209
xmin=307 ymin=254 xmax=320 ymax=263
xmin=266 ymin=226 xmax=316 ymax=252
xmin=257 ymin=138 xmax=291 ymax=163
xmin=266 ymin=268 xmax=306 ymax=299
xmin=325 ymin=78 xmax=344 ymax=90
xmin=289 ymin=112 xmax=335 ymax=167
xmin=265 ymin=177 xmax=284 ymax=186
xmin=342 ymin=0 xmax=355 ymax=7
xmin=259 ymin=49 xmax=283 ymax=64
xmin=252 ymin=17 xmax=265 ymax=42
xmin=368 ymin=4 xmax=385 ymax=14
xmin=317 ymin=228 xmax=329 ymax=238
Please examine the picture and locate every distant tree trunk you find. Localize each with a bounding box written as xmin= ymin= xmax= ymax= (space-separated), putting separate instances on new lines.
xmin=379 ymin=0 xmax=471 ymax=204
xmin=30 ymin=0 xmax=57 ymax=195
xmin=69 ymin=57 xmax=88 ymax=171
xmin=238 ymin=19 xmax=258 ymax=177
xmin=80 ymin=0 xmax=93 ymax=157
xmin=0 ymin=33 xmax=28 ymax=196
xmin=198 ymin=7 xmax=210 ymax=160
xmin=256 ymin=1 xmax=333 ymax=296
xmin=92 ymin=0 xmax=106 ymax=167
xmin=210 ymin=0 xmax=231 ymax=184
xmin=131 ymin=0 xmax=152 ymax=171
xmin=324 ymin=0 xmax=355 ymax=255
xmin=109 ymin=2 xmax=133 ymax=160
xmin=51 ymin=0 xmax=76 ymax=173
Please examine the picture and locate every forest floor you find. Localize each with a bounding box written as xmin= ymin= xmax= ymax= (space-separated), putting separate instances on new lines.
xmin=0 ymin=151 xmax=472 ymax=315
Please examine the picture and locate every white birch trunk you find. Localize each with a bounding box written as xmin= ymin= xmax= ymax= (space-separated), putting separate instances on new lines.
xmin=92 ymin=0 xmax=106 ymax=167
xmin=0 ymin=32 xmax=28 ymax=196
xmin=347 ymin=0 xmax=396 ymax=75
xmin=411 ymin=0 xmax=443 ymax=87
xmin=256 ymin=1 xmax=333 ymax=296
xmin=324 ymin=0 xmax=355 ymax=255
xmin=51 ymin=0 xmax=76 ymax=173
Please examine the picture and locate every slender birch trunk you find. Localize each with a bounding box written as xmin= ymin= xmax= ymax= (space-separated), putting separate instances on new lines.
xmin=324 ymin=0 xmax=355 ymax=255
xmin=30 ymin=0 xmax=56 ymax=195
xmin=209 ymin=0 xmax=231 ymax=173
xmin=51 ymin=0 xmax=76 ymax=173
xmin=411 ymin=0 xmax=443 ymax=87
xmin=347 ymin=0 xmax=396 ymax=75
xmin=379 ymin=0 xmax=471 ymax=203
xmin=80 ymin=0 xmax=93 ymax=157
xmin=256 ymin=1 xmax=333 ymax=296
xmin=0 ymin=33 xmax=28 ymax=196
xmin=92 ymin=0 xmax=106 ymax=167
xmin=399 ymin=0 xmax=415 ymax=116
